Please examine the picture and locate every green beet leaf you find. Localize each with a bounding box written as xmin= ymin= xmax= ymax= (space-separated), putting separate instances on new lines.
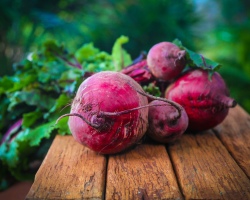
xmin=0 ymin=36 xmax=133 ymax=189
xmin=112 ymin=35 xmax=132 ymax=71
xmin=22 ymin=111 xmax=43 ymax=128
xmin=173 ymin=39 xmax=222 ymax=72
xmin=75 ymin=43 xmax=100 ymax=63
xmin=7 ymin=90 xmax=56 ymax=111
xmin=0 ymin=76 xmax=14 ymax=95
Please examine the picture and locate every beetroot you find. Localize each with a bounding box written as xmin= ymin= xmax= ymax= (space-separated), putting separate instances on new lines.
xmin=165 ymin=69 xmax=237 ymax=131
xmin=147 ymin=42 xmax=186 ymax=81
xmin=58 ymin=71 xmax=149 ymax=154
xmin=147 ymin=100 xmax=188 ymax=143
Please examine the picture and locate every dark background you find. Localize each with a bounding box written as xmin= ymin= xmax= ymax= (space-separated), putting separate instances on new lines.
xmin=1 ymin=0 xmax=250 ymax=112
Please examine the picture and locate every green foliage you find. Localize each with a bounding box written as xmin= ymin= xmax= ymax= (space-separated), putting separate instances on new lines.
xmin=0 ymin=0 xmax=198 ymax=76
xmin=0 ymin=37 xmax=129 ymax=190
xmin=143 ymin=83 xmax=161 ymax=97
xmin=81 ymin=0 xmax=198 ymax=57
xmin=0 ymin=42 xmax=77 ymax=188
xmin=195 ymin=0 xmax=250 ymax=113
xmin=111 ymin=35 xmax=132 ymax=71
xmin=173 ymin=39 xmax=221 ymax=73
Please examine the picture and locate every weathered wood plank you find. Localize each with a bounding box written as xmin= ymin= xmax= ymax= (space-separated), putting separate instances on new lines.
xmin=106 ymin=144 xmax=183 ymax=200
xmin=168 ymin=130 xmax=250 ymax=200
xmin=214 ymin=105 xmax=250 ymax=178
xmin=26 ymin=135 xmax=107 ymax=200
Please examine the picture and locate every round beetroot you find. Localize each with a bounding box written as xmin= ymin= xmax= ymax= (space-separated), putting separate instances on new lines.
xmin=61 ymin=71 xmax=149 ymax=154
xmin=147 ymin=100 xmax=188 ymax=143
xmin=147 ymin=42 xmax=186 ymax=81
xmin=165 ymin=69 xmax=237 ymax=131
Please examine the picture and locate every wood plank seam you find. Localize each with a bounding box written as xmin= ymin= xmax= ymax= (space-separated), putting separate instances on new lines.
xmin=25 ymin=106 xmax=250 ymax=200
xmin=103 ymin=156 xmax=109 ymax=200
xmin=212 ymin=128 xmax=250 ymax=180
xmin=167 ymin=131 xmax=250 ymax=199
xmin=212 ymin=106 xmax=250 ymax=179
xmin=166 ymin=145 xmax=185 ymax=199
xmin=105 ymin=144 xmax=183 ymax=199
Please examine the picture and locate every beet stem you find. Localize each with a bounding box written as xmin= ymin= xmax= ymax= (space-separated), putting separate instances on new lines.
xmin=177 ymin=50 xmax=186 ymax=60
xmin=1 ymin=118 xmax=23 ymax=144
xmin=230 ymin=100 xmax=237 ymax=107
xmin=56 ymin=104 xmax=168 ymax=130
xmin=99 ymin=103 xmax=167 ymax=117
xmin=136 ymin=90 xmax=182 ymax=119
xmin=56 ymin=113 xmax=100 ymax=129
xmin=222 ymin=96 xmax=237 ymax=108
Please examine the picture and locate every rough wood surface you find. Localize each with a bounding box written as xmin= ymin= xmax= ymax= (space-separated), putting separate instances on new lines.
xmin=214 ymin=105 xmax=250 ymax=178
xmin=106 ymin=144 xmax=183 ymax=200
xmin=168 ymin=130 xmax=250 ymax=200
xmin=26 ymin=135 xmax=107 ymax=200
xmin=25 ymin=106 xmax=250 ymax=200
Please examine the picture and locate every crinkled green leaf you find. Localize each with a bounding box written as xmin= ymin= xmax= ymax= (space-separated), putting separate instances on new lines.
xmin=37 ymin=62 xmax=68 ymax=83
xmin=185 ymin=48 xmax=222 ymax=71
xmin=7 ymin=72 xmax=37 ymax=93
xmin=112 ymin=35 xmax=132 ymax=71
xmin=173 ymin=39 xmax=222 ymax=72
xmin=0 ymin=141 xmax=19 ymax=168
xmin=7 ymin=90 xmax=56 ymax=111
xmin=0 ymin=76 xmax=14 ymax=95
xmin=49 ymin=94 xmax=72 ymax=114
xmin=43 ymin=40 xmax=65 ymax=60
xmin=25 ymin=121 xmax=56 ymax=146
xmin=43 ymin=40 xmax=63 ymax=53
xmin=0 ymin=121 xmax=56 ymax=174
xmin=0 ymin=37 xmax=133 ymax=186
xmin=47 ymin=97 xmax=71 ymax=135
xmin=60 ymin=68 xmax=82 ymax=81
xmin=55 ymin=117 xmax=70 ymax=135
xmin=37 ymin=67 xmax=51 ymax=83
xmin=143 ymin=83 xmax=161 ymax=97
xmin=59 ymin=68 xmax=83 ymax=92
xmin=75 ymin=43 xmax=115 ymax=72
xmin=22 ymin=111 xmax=43 ymax=128
xmin=75 ymin=43 xmax=100 ymax=63
xmin=13 ymin=59 xmax=33 ymax=73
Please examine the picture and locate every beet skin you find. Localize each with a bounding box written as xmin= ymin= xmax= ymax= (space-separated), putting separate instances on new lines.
xmin=165 ymin=69 xmax=237 ymax=131
xmin=68 ymin=71 xmax=148 ymax=154
xmin=147 ymin=42 xmax=186 ymax=81
xmin=147 ymin=100 xmax=188 ymax=143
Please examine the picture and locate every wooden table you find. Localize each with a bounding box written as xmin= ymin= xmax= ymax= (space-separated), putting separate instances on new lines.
xmin=26 ymin=105 xmax=250 ymax=200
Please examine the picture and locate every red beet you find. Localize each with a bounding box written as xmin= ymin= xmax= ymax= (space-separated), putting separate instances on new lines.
xmin=147 ymin=100 xmax=188 ymax=143
xmin=165 ymin=69 xmax=237 ymax=131
xmin=147 ymin=42 xmax=186 ymax=81
xmin=121 ymin=59 xmax=154 ymax=84
xmin=58 ymin=71 xmax=149 ymax=154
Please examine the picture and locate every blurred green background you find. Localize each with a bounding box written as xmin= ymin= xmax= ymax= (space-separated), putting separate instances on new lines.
xmin=1 ymin=0 xmax=250 ymax=112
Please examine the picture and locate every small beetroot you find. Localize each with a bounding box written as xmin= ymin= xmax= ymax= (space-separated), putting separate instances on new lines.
xmin=147 ymin=42 xmax=186 ymax=81
xmin=147 ymin=100 xmax=188 ymax=143
xmin=165 ymin=69 xmax=237 ymax=131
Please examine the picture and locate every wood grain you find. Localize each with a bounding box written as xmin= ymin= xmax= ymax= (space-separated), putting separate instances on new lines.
xmin=214 ymin=105 xmax=250 ymax=178
xmin=106 ymin=144 xmax=183 ymax=200
xmin=25 ymin=106 xmax=250 ymax=200
xmin=168 ymin=130 xmax=250 ymax=200
xmin=26 ymin=135 xmax=107 ymax=200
